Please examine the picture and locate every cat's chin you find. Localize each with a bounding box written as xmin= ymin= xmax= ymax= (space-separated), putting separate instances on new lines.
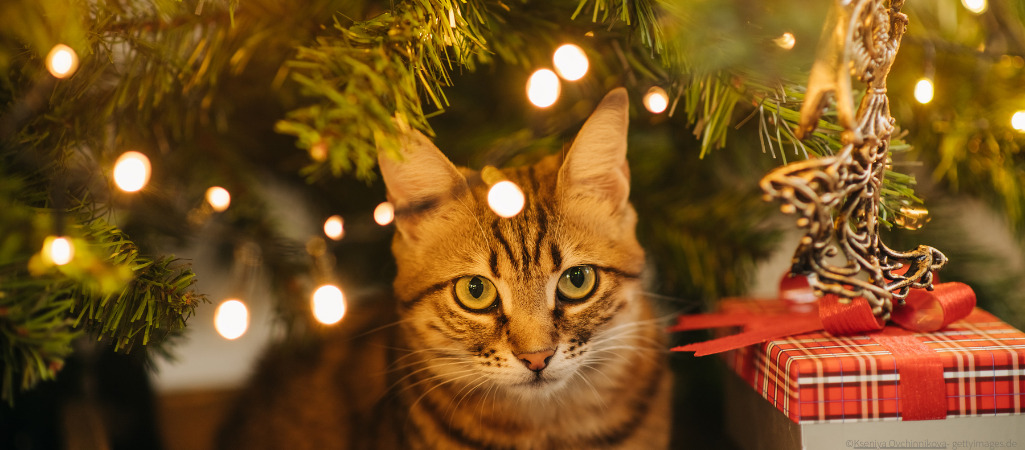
xmin=504 ymin=372 xmax=571 ymax=397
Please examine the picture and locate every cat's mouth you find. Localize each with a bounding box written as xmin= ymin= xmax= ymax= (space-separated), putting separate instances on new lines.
xmin=517 ymin=371 xmax=554 ymax=388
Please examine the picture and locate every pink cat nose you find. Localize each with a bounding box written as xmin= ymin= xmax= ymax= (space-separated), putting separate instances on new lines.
xmin=516 ymin=349 xmax=556 ymax=372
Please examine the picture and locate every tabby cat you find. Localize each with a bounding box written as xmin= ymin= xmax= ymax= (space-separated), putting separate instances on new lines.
xmin=219 ymin=88 xmax=672 ymax=449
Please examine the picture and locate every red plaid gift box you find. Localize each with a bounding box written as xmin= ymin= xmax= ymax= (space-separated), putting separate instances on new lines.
xmin=719 ymin=298 xmax=1025 ymax=423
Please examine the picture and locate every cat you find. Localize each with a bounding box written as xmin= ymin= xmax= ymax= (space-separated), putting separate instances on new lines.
xmin=218 ymin=88 xmax=672 ymax=449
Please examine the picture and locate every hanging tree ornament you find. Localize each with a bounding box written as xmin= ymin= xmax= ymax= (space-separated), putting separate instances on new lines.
xmin=760 ymin=0 xmax=946 ymax=321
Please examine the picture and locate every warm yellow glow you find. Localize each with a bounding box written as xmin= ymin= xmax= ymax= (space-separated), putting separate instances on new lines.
xmin=526 ymin=69 xmax=560 ymax=108
xmin=309 ymin=142 xmax=328 ymax=162
xmin=961 ymin=0 xmax=987 ymax=14
xmin=552 ymin=44 xmax=589 ymax=81
xmin=214 ymin=299 xmax=249 ymax=340
xmin=113 ymin=151 xmax=151 ymax=193
xmin=643 ymin=86 xmax=669 ymax=114
xmin=1012 ymin=111 xmax=1025 ymax=132
xmin=913 ymin=78 xmax=934 ymax=104
xmin=374 ymin=202 xmax=395 ymax=226
xmin=45 ymin=236 xmax=74 ymax=266
xmin=487 ymin=181 xmax=525 ymax=218
xmin=323 ymin=215 xmax=344 ymax=240
xmin=774 ymin=32 xmax=796 ymax=50
xmin=311 ymin=284 xmax=347 ymax=325
xmin=206 ymin=186 xmax=231 ymax=212
xmin=46 ymin=44 xmax=79 ymax=79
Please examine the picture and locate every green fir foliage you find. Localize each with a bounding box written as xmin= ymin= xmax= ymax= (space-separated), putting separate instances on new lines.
xmin=0 ymin=169 xmax=203 ymax=403
xmin=1 ymin=0 xmax=1024 ymax=402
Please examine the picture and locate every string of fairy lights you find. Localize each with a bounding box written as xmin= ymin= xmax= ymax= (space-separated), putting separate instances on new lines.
xmin=32 ymin=0 xmax=1023 ymax=340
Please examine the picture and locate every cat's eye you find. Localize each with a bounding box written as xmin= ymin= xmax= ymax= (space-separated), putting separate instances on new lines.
xmin=556 ymin=265 xmax=597 ymax=302
xmin=453 ymin=275 xmax=499 ymax=312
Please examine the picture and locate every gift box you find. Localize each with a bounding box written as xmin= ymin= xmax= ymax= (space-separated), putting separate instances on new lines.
xmin=718 ymin=298 xmax=1025 ymax=423
xmin=688 ymin=297 xmax=1025 ymax=450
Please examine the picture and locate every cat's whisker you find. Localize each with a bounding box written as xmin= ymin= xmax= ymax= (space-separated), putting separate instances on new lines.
xmin=400 ymin=370 xmax=481 ymax=409
xmin=383 ymin=356 xmax=467 ymax=377
xmin=406 ymin=371 xmax=482 ymax=425
xmin=591 ymin=320 xmax=661 ymax=341
xmin=593 ymin=335 xmax=665 ymax=352
xmin=598 ymin=314 xmax=666 ymax=331
xmin=572 ymin=370 xmax=607 ymax=411
xmin=448 ymin=375 xmax=491 ymax=425
xmin=385 ymin=346 xmax=468 ymax=370
xmin=450 ymin=373 xmax=488 ymax=409
xmin=579 ymin=361 xmax=617 ymax=386
xmin=353 ymin=317 xmax=417 ymax=339
xmin=388 ymin=363 xmax=477 ymax=397
xmin=590 ymin=323 xmax=664 ymax=344
xmin=476 ymin=380 xmax=499 ymax=429
xmin=386 ymin=352 xmax=464 ymax=371
xmin=590 ymin=346 xmax=660 ymax=369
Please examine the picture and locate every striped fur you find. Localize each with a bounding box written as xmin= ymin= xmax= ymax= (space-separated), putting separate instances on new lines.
xmin=219 ymin=89 xmax=671 ymax=449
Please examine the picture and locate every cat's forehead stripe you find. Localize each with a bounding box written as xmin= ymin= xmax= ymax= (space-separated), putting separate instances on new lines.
xmin=483 ymin=164 xmax=558 ymax=276
xmin=490 ymin=219 xmax=518 ymax=272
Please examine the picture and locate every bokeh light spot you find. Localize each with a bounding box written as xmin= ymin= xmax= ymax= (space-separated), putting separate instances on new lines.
xmin=527 ymin=69 xmax=560 ymax=108
xmin=487 ymin=181 xmax=525 ymax=218
xmin=214 ymin=299 xmax=249 ymax=340
xmin=312 ymin=284 xmax=347 ymax=325
xmin=113 ymin=151 xmax=151 ymax=193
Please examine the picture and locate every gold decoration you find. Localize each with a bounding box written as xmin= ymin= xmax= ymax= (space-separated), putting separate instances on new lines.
xmin=895 ymin=205 xmax=930 ymax=230
xmin=760 ymin=0 xmax=946 ymax=320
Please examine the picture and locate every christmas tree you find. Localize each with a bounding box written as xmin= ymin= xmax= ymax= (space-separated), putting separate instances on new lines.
xmin=2 ymin=0 xmax=1024 ymax=445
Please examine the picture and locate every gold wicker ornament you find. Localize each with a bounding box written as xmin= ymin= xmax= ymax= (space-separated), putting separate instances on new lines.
xmin=759 ymin=0 xmax=946 ymax=321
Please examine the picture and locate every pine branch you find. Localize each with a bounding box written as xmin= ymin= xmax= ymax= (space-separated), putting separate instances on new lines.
xmin=66 ymin=222 xmax=205 ymax=354
xmin=276 ymin=0 xmax=498 ymax=180
xmin=0 ymin=163 xmax=204 ymax=403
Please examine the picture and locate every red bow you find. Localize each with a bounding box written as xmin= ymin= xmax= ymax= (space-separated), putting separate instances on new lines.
xmin=670 ymin=276 xmax=976 ymax=357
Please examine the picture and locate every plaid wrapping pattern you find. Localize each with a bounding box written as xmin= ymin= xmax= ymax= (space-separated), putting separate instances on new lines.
xmin=721 ymin=299 xmax=1025 ymax=423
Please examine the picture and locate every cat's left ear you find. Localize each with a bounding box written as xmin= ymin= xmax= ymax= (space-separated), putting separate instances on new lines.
xmin=378 ymin=129 xmax=465 ymax=211
xmin=557 ymin=87 xmax=631 ymax=209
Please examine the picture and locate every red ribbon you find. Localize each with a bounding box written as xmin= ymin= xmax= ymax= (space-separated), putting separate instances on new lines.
xmin=670 ymin=274 xmax=977 ymax=421
xmin=872 ymin=329 xmax=947 ymax=420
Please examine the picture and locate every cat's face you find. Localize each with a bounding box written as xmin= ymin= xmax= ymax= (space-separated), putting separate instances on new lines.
xmin=380 ymin=89 xmax=646 ymax=397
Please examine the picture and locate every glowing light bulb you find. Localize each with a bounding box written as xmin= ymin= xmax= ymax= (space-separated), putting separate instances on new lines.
xmin=487 ymin=181 xmax=525 ymax=218
xmin=774 ymin=32 xmax=796 ymax=50
xmin=214 ymin=299 xmax=249 ymax=340
xmin=913 ymin=78 xmax=934 ymax=104
xmin=113 ymin=151 xmax=151 ymax=193
xmin=961 ymin=0 xmax=987 ymax=14
xmin=206 ymin=186 xmax=231 ymax=212
xmin=323 ymin=215 xmax=344 ymax=240
xmin=311 ymin=284 xmax=347 ymax=325
xmin=46 ymin=44 xmax=79 ymax=79
xmin=526 ymin=69 xmax=560 ymax=108
xmin=643 ymin=86 xmax=669 ymax=114
xmin=46 ymin=236 xmax=74 ymax=266
xmin=309 ymin=141 xmax=328 ymax=162
xmin=1012 ymin=111 xmax=1025 ymax=132
xmin=552 ymin=44 xmax=589 ymax=81
xmin=374 ymin=202 xmax=395 ymax=226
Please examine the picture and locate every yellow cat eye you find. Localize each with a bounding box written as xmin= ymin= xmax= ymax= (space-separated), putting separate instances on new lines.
xmin=556 ymin=265 xmax=597 ymax=302
xmin=453 ymin=275 xmax=499 ymax=312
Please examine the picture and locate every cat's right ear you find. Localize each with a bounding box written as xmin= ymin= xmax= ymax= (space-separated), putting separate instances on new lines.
xmin=557 ymin=88 xmax=631 ymax=212
xmin=378 ymin=129 xmax=466 ymax=213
